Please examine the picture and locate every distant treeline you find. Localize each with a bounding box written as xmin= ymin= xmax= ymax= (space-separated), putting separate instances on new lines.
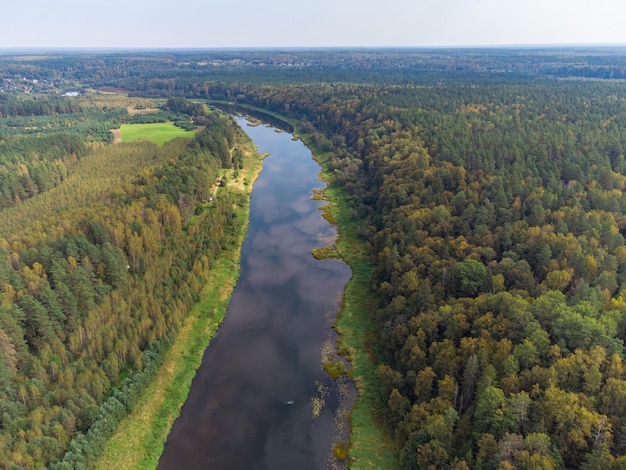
xmin=5 ymin=48 xmax=626 ymax=88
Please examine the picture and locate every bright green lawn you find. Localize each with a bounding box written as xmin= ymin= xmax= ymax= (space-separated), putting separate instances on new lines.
xmin=120 ymin=122 xmax=195 ymax=146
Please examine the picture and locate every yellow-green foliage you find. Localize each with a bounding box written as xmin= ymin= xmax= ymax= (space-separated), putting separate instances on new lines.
xmin=96 ymin=124 xmax=264 ymax=470
xmin=333 ymin=441 xmax=350 ymax=461
xmin=322 ymin=360 xmax=349 ymax=379
xmin=311 ymin=245 xmax=340 ymax=260
xmin=0 ymin=107 xmax=260 ymax=469
xmin=318 ymin=204 xmax=336 ymax=224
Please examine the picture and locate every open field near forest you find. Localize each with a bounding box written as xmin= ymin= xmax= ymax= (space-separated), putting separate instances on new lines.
xmin=96 ymin=133 xmax=263 ymax=470
xmin=120 ymin=122 xmax=195 ymax=146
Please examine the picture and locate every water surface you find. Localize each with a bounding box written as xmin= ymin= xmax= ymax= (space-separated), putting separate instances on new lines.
xmin=157 ymin=117 xmax=352 ymax=469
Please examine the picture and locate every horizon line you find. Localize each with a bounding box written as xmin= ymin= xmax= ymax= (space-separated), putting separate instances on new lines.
xmin=1 ymin=43 xmax=626 ymax=53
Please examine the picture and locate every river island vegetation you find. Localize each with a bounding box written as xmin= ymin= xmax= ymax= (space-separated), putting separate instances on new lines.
xmin=4 ymin=48 xmax=626 ymax=468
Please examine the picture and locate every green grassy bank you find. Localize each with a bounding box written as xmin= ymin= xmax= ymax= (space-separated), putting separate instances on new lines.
xmin=96 ymin=130 xmax=263 ymax=469
xmin=325 ymin=184 xmax=398 ymax=469
xmin=301 ymin=136 xmax=398 ymax=468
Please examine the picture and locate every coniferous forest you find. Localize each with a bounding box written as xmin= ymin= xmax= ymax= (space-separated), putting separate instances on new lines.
xmin=3 ymin=48 xmax=626 ymax=468
xmin=0 ymin=79 xmax=248 ymax=468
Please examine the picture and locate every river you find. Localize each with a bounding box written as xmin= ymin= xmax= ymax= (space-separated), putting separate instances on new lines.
xmin=157 ymin=117 xmax=353 ymax=469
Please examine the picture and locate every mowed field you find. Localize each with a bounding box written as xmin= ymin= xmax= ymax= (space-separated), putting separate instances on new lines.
xmin=120 ymin=122 xmax=196 ymax=146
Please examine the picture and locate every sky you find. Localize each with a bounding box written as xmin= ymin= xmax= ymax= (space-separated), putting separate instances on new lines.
xmin=0 ymin=0 xmax=625 ymax=49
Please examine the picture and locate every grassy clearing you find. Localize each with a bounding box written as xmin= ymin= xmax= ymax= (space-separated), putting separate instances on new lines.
xmin=127 ymin=107 xmax=161 ymax=116
xmin=120 ymin=122 xmax=195 ymax=146
xmin=79 ymin=93 xmax=158 ymax=110
xmin=96 ymin=131 xmax=263 ymax=470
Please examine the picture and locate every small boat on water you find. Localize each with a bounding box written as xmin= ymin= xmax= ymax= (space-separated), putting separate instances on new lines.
xmin=286 ymin=400 xmax=294 ymax=405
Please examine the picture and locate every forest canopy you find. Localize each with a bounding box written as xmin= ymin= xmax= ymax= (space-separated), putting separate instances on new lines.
xmin=3 ymin=47 xmax=626 ymax=468
xmin=189 ymin=55 xmax=626 ymax=468
xmin=0 ymin=86 xmax=245 ymax=468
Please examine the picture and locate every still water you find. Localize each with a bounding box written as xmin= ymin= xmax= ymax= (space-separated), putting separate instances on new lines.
xmin=157 ymin=117 xmax=352 ymax=469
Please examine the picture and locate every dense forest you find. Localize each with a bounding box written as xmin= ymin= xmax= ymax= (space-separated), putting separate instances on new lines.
xmin=234 ymin=79 xmax=626 ymax=469
xmin=191 ymin=65 xmax=626 ymax=467
xmin=4 ymin=48 xmax=626 ymax=468
xmin=0 ymin=88 xmax=249 ymax=468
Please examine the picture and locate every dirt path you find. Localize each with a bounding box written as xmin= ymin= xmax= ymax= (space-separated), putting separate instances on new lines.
xmin=111 ymin=128 xmax=122 ymax=144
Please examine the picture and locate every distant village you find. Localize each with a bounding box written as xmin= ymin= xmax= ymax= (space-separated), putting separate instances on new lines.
xmin=0 ymin=56 xmax=313 ymax=96
xmin=0 ymin=77 xmax=79 ymax=95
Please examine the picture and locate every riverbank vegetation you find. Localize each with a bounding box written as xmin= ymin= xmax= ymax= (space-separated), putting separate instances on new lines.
xmin=300 ymin=133 xmax=399 ymax=468
xmin=224 ymin=75 xmax=626 ymax=468
xmin=5 ymin=48 xmax=626 ymax=468
xmin=96 ymin=133 xmax=262 ymax=469
xmin=0 ymin=89 xmax=257 ymax=468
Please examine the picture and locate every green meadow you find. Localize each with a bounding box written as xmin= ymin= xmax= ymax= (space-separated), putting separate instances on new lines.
xmin=120 ymin=122 xmax=195 ymax=146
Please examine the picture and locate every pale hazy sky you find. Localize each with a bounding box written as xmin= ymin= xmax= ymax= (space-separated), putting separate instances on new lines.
xmin=0 ymin=0 xmax=624 ymax=49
